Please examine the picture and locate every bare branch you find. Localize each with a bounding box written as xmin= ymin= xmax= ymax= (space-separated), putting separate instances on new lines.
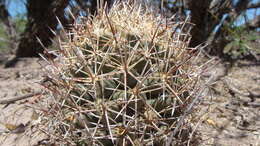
xmin=247 ymin=1 xmax=260 ymax=9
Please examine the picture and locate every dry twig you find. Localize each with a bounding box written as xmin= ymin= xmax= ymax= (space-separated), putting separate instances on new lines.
xmin=0 ymin=91 xmax=43 ymax=104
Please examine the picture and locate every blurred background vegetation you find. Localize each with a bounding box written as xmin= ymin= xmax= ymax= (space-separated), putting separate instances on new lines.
xmin=0 ymin=0 xmax=259 ymax=65
xmin=0 ymin=14 xmax=26 ymax=53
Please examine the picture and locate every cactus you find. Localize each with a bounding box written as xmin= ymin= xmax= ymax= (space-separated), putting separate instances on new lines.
xmin=42 ymin=1 xmax=200 ymax=145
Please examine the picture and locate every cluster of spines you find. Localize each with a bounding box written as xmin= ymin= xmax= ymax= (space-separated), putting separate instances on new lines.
xmin=42 ymin=2 xmax=199 ymax=145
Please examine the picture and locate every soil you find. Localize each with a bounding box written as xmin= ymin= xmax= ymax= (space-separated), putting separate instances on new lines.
xmin=0 ymin=55 xmax=259 ymax=146
xmin=196 ymin=60 xmax=260 ymax=146
xmin=0 ymin=57 xmax=48 ymax=146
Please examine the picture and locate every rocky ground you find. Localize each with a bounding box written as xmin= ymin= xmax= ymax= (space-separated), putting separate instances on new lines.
xmin=0 ymin=55 xmax=259 ymax=146
xmin=0 ymin=57 xmax=48 ymax=146
xmin=196 ymin=60 xmax=260 ymax=146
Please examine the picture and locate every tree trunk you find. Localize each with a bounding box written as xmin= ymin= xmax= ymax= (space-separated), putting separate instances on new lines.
xmin=187 ymin=0 xmax=211 ymax=47
xmin=15 ymin=0 xmax=69 ymax=57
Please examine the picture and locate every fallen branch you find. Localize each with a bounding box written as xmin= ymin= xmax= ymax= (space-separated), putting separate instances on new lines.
xmin=0 ymin=91 xmax=43 ymax=104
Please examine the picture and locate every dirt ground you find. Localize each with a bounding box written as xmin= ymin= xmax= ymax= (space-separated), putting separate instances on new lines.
xmin=0 ymin=57 xmax=48 ymax=146
xmin=196 ymin=60 xmax=260 ymax=146
xmin=0 ymin=55 xmax=259 ymax=146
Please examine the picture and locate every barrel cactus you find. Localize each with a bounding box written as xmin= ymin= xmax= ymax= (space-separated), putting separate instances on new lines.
xmin=42 ymin=1 xmax=200 ymax=145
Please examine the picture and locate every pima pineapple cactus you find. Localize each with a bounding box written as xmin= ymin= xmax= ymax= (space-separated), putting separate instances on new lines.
xmin=43 ymin=1 xmax=200 ymax=145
